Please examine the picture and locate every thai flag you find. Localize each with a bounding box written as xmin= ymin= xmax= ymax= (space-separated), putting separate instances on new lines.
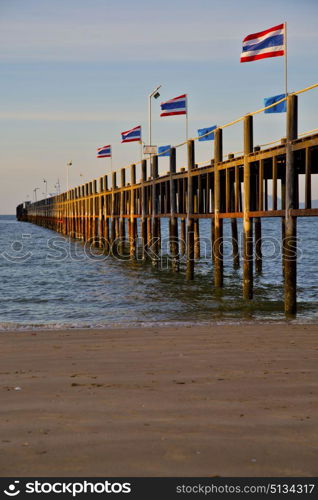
xmin=160 ymin=94 xmax=187 ymax=117
xmin=240 ymin=23 xmax=285 ymax=63
xmin=121 ymin=125 xmax=141 ymax=143
xmin=96 ymin=144 xmax=112 ymax=158
xmin=96 ymin=145 xmax=111 ymax=158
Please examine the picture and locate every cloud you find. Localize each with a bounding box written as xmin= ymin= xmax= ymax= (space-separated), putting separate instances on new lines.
xmin=0 ymin=110 xmax=146 ymax=122
xmin=0 ymin=20 xmax=316 ymax=64
xmin=0 ymin=109 xmax=219 ymax=123
xmin=1 ymin=0 xmax=317 ymax=64
xmin=0 ymin=2 xmax=247 ymax=63
xmin=0 ymin=20 xmax=237 ymax=62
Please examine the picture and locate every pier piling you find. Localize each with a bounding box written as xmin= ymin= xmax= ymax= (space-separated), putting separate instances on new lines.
xmin=169 ymin=147 xmax=179 ymax=272
xmin=129 ymin=164 xmax=137 ymax=259
xmin=186 ymin=140 xmax=195 ymax=280
xmin=243 ymin=115 xmax=254 ymax=299
xmin=111 ymin=172 xmax=117 ymax=253
xmin=284 ymin=94 xmax=298 ymax=316
xmin=141 ymin=159 xmax=148 ymax=260
xmin=214 ymin=128 xmax=223 ymax=288
xmin=151 ymin=155 xmax=160 ymax=266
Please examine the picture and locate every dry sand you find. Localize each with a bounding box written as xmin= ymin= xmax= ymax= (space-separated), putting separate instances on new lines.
xmin=0 ymin=323 xmax=317 ymax=477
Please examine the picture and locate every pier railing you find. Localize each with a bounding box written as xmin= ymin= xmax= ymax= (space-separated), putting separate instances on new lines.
xmin=17 ymin=86 xmax=318 ymax=316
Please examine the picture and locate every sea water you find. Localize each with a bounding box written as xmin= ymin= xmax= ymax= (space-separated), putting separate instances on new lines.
xmin=0 ymin=214 xmax=317 ymax=329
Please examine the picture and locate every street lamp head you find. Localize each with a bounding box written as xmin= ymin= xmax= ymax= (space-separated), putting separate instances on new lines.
xmin=67 ymin=161 xmax=72 ymax=166
xmin=149 ymin=85 xmax=162 ymax=99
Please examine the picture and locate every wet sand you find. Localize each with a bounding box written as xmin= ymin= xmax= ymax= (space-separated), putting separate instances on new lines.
xmin=0 ymin=324 xmax=317 ymax=477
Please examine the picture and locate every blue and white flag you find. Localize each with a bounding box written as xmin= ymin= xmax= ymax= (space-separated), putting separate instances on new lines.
xmin=158 ymin=145 xmax=171 ymax=157
xmin=121 ymin=125 xmax=141 ymax=143
xmin=264 ymin=93 xmax=286 ymax=113
xmin=198 ymin=125 xmax=217 ymax=142
xmin=96 ymin=145 xmax=111 ymax=158
xmin=160 ymin=94 xmax=187 ymax=117
xmin=240 ymin=23 xmax=285 ymax=63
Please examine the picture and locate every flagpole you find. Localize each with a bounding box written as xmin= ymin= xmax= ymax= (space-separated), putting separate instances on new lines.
xmin=186 ymin=114 xmax=188 ymax=141
xmin=284 ymin=21 xmax=288 ymax=96
xmin=186 ymin=95 xmax=188 ymax=141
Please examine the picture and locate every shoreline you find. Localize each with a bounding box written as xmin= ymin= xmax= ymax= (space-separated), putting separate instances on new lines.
xmin=1 ymin=317 xmax=318 ymax=332
xmin=1 ymin=323 xmax=317 ymax=476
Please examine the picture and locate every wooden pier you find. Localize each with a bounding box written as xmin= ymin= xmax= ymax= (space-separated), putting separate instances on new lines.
xmin=16 ymin=93 xmax=318 ymax=315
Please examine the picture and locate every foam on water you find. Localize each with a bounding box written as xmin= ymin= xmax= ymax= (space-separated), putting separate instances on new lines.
xmin=0 ymin=215 xmax=317 ymax=329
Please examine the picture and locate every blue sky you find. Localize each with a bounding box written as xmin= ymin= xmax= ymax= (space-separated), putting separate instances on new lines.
xmin=1 ymin=0 xmax=318 ymax=213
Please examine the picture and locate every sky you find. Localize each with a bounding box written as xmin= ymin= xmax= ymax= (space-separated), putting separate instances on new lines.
xmin=1 ymin=0 xmax=318 ymax=213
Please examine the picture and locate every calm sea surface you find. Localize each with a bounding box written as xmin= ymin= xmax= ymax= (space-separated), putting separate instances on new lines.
xmin=0 ymin=214 xmax=317 ymax=329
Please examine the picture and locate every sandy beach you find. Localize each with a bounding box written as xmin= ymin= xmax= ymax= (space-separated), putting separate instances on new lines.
xmin=0 ymin=323 xmax=317 ymax=477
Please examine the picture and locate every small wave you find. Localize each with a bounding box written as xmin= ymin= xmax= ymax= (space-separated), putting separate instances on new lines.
xmin=1 ymin=316 xmax=318 ymax=332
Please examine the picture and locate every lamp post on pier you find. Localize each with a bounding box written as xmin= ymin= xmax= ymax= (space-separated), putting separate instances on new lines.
xmin=33 ymin=187 xmax=39 ymax=202
xmin=148 ymin=85 xmax=162 ymax=148
xmin=43 ymin=179 xmax=47 ymax=199
xmin=66 ymin=161 xmax=72 ymax=194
